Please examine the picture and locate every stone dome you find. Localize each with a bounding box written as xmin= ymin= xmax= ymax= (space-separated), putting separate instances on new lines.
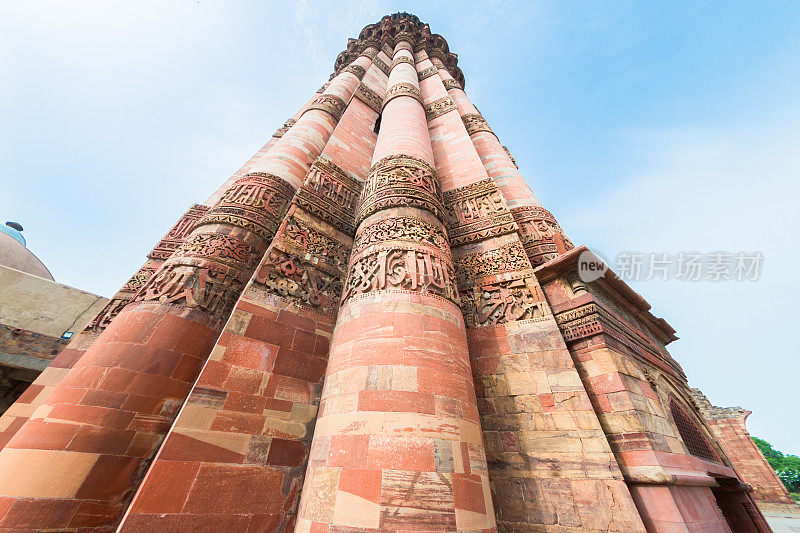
xmin=0 ymin=223 xmax=54 ymax=281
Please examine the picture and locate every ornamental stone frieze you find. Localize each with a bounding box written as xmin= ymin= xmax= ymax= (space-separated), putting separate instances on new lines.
xmin=382 ymin=82 xmax=423 ymax=108
xmin=443 ymin=178 xmax=518 ymax=246
xmin=354 ymin=83 xmax=382 ymax=113
xmin=424 ymin=95 xmax=456 ymax=121
xmin=462 ymin=112 xmax=495 ymax=137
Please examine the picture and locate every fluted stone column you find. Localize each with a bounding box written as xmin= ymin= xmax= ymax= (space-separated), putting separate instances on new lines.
xmin=296 ymin=39 xmax=495 ymax=532
xmin=434 ymin=59 xmax=573 ymax=267
xmin=0 ymin=52 xmax=374 ymax=531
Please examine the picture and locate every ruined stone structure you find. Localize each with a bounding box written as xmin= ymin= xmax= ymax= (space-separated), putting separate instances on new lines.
xmin=692 ymin=390 xmax=800 ymax=530
xmin=0 ymin=14 xmax=783 ymax=532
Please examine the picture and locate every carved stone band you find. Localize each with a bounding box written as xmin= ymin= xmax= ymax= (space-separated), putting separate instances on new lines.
xmin=148 ymin=204 xmax=210 ymax=261
xmin=442 ymin=79 xmax=463 ymax=91
xmin=444 ymin=178 xmax=518 ymax=246
xmin=197 ymin=173 xmax=296 ymax=241
xmin=394 ymin=40 xmax=414 ymax=53
xmin=272 ymin=118 xmax=297 ymax=138
xmin=306 ymin=94 xmax=348 ymax=122
xmin=343 ymin=64 xmax=367 ymax=80
xmin=362 ymin=48 xmax=378 ymax=60
xmin=418 ymin=66 xmax=438 ymax=81
xmin=460 ymin=273 xmax=549 ymax=328
xmin=354 ymin=83 xmax=382 ymax=114
xmin=383 ymin=82 xmax=423 ymax=109
xmin=342 ymin=245 xmax=460 ymax=306
xmin=391 ymin=56 xmax=415 ymax=69
xmin=373 ymin=56 xmax=391 ymax=76
xmin=357 ymin=154 xmax=446 ymax=223
xmin=425 ymin=96 xmax=457 ymax=121
xmin=461 ymin=113 xmax=494 ymax=137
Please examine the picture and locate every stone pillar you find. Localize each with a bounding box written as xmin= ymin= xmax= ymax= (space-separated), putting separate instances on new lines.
xmin=116 ymin=47 xmax=383 ymax=532
xmin=296 ymin=39 xmax=495 ymax=532
xmin=0 ymin=52 xmax=372 ymax=531
xmin=434 ymin=59 xmax=573 ymax=267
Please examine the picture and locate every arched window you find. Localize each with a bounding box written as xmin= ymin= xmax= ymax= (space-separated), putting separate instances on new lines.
xmin=670 ymin=398 xmax=719 ymax=461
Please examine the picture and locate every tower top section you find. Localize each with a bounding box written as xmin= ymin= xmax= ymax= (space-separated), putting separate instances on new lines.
xmin=333 ymin=13 xmax=465 ymax=88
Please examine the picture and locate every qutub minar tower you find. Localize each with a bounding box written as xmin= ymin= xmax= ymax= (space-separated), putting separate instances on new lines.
xmin=0 ymin=13 xmax=789 ymax=533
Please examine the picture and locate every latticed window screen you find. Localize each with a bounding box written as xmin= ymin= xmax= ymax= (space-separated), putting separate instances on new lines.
xmin=670 ymin=399 xmax=718 ymax=461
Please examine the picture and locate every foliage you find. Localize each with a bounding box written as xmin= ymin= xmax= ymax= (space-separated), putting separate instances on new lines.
xmin=753 ymin=437 xmax=800 ymax=494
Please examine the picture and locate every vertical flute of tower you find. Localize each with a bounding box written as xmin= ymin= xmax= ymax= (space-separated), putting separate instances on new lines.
xmin=296 ymin=39 xmax=495 ymax=532
xmin=418 ymin=52 xmax=645 ymax=531
xmin=0 ymin=52 xmax=375 ymax=532
xmin=434 ymin=59 xmax=573 ymax=267
xmin=0 ymin=89 xmax=327 ymax=454
xmin=116 ymin=48 xmax=385 ymax=531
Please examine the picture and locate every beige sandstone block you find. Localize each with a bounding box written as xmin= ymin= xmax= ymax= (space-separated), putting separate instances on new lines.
xmin=0 ymin=448 xmax=98 ymax=498
xmin=174 ymin=428 xmax=250 ymax=455
xmin=391 ymin=364 xmax=417 ymax=391
xmin=333 ymin=491 xmax=380 ymax=528
xmin=174 ymin=404 xmax=217 ymax=430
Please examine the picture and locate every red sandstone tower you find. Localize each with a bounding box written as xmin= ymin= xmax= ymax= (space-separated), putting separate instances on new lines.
xmin=0 ymin=13 xmax=780 ymax=533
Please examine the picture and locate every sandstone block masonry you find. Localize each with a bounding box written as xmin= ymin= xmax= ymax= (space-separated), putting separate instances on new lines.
xmin=0 ymin=12 xmax=779 ymax=533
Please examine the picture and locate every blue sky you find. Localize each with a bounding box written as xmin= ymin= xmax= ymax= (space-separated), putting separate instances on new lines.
xmin=1 ymin=2 xmax=798 ymax=454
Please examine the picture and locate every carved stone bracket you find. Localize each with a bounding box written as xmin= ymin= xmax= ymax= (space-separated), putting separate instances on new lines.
xmin=357 ymin=155 xmax=445 ymax=223
xmin=197 ymin=173 xmax=295 ymax=241
xmin=148 ymin=204 xmax=210 ymax=260
xmin=342 ymin=246 xmax=459 ymax=306
xmin=424 ymin=96 xmax=456 ymax=121
xmin=461 ymin=113 xmax=494 ymax=137
xmin=343 ymin=64 xmax=366 ymax=80
xmin=443 ymin=178 xmax=518 ymax=246
xmin=460 ymin=273 xmax=549 ymax=327
xmin=306 ymin=93 xmax=348 ymax=122
xmin=417 ymin=66 xmax=438 ymax=81
xmin=383 ymin=82 xmax=423 ymax=109
xmin=354 ymin=83 xmax=383 ymax=114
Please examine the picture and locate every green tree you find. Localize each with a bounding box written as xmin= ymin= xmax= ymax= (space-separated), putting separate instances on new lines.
xmin=753 ymin=436 xmax=800 ymax=496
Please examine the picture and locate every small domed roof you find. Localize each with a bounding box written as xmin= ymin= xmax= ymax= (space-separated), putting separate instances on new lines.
xmin=0 ymin=222 xmax=54 ymax=280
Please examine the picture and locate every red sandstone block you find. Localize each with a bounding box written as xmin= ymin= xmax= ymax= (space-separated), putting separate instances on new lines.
xmin=80 ymin=389 xmax=128 ymax=410
xmin=126 ymin=431 xmax=163 ymax=458
xmin=452 ymin=473 xmax=486 ymax=513
xmin=236 ymin=299 xmax=274 ymax=319
xmin=263 ymin=398 xmax=294 ymax=412
xmin=225 ymin=391 xmax=268 ymax=414
xmin=367 ymin=435 xmax=435 ymax=471
xmin=247 ymin=316 xmax=294 ymax=348
xmin=0 ymin=498 xmax=79 ymax=529
xmin=264 ymin=375 xmax=315 ymax=404
xmin=50 ymin=347 xmax=85 ymax=368
xmin=211 ymin=411 xmax=265 ymax=435
xmin=183 ymin=464 xmax=284 ymax=514
xmin=5 ymin=419 xmax=78 ymax=450
xmin=196 ymin=360 xmax=231 ymax=388
xmin=224 ymin=366 xmax=264 ymax=395
xmin=588 ymin=373 xmax=627 ymax=395
xmin=121 ymin=393 xmax=163 ymax=415
xmin=14 ymin=383 xmax=43 ymax=404
xmin=49 ymin=403 xmax=135 ymax=429
xmin=68 ymin=425 xmax=135 ymax=455
xmin=122 ymin=513 xmax=251 ymax=532
xmin=417 ymin=369 xmax=468 ymax=402
xmin=225 ymin=336 xmax=279 ymax=372
xmin=338 ymin=467 xmax=382 ymax=504
xmin=76 ymin=455 xmax=141 ymax=500
xmin=358 ymin=390 xmax=436 ymax=414
xmin=266 ymin=438 xmax=307 ymax=466
xmin=292 ymin=328 xmax=317 ymax=354
xmin=69 ymin=500 xmax=124 ymax=528
xmin=44 ymin=385 xmax=87 ymax=405
xmin=169 ymin=353 xmax=207 ymax=383
xmin=313 ymin=335 xmax=329 ymax=357
xmin=130 ymin=372 xmax=190 ymax=400
xmin=129 ymin=460 xmax=200 ymax=514
xmin=159 ymin=431 xmax=245 ymax=464
xmin=278 ymin=309 xmax=316 ymax=332
xmin=328 ymin=434 xmax=369 ymax=468
xmin=273 ymin=347 xmax=327 ymax=383
xmin=247 ymin=514 xmax=283 ymax=533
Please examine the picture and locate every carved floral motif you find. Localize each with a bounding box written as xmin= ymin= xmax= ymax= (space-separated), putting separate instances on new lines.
xmin=442 ymin=79 xmax=462 ymax=91
xmin=373 ymin=56 xmax=391 ymax=75
xmin=354 ymin=83 xmax=382 ymax=113
xmin=284 ymin=216 xmax=350 ymax=270
xmin=294 ymin=158 xmax=362 ymax=236
xmin=453 ymin=241 xmax=530 ymax=286
xmin=512 ymin=206 xmax=574 ymax=266
xmin=255 ymin=248 xmax=343 ymax=312
xmin=357 ymin=155 xmax=445 ymax=223
xmin=343 ymin=64 xmax=366 ymax=79
xmin=353 ymin=216 xmax=449 ymax=256
xmin=383 ymin=82 xmax=422 ymax=108
xmin=417 ymin=66 xmax=438 ymax=81
xmin=391 ymin=56 xmax=415 ymax=69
